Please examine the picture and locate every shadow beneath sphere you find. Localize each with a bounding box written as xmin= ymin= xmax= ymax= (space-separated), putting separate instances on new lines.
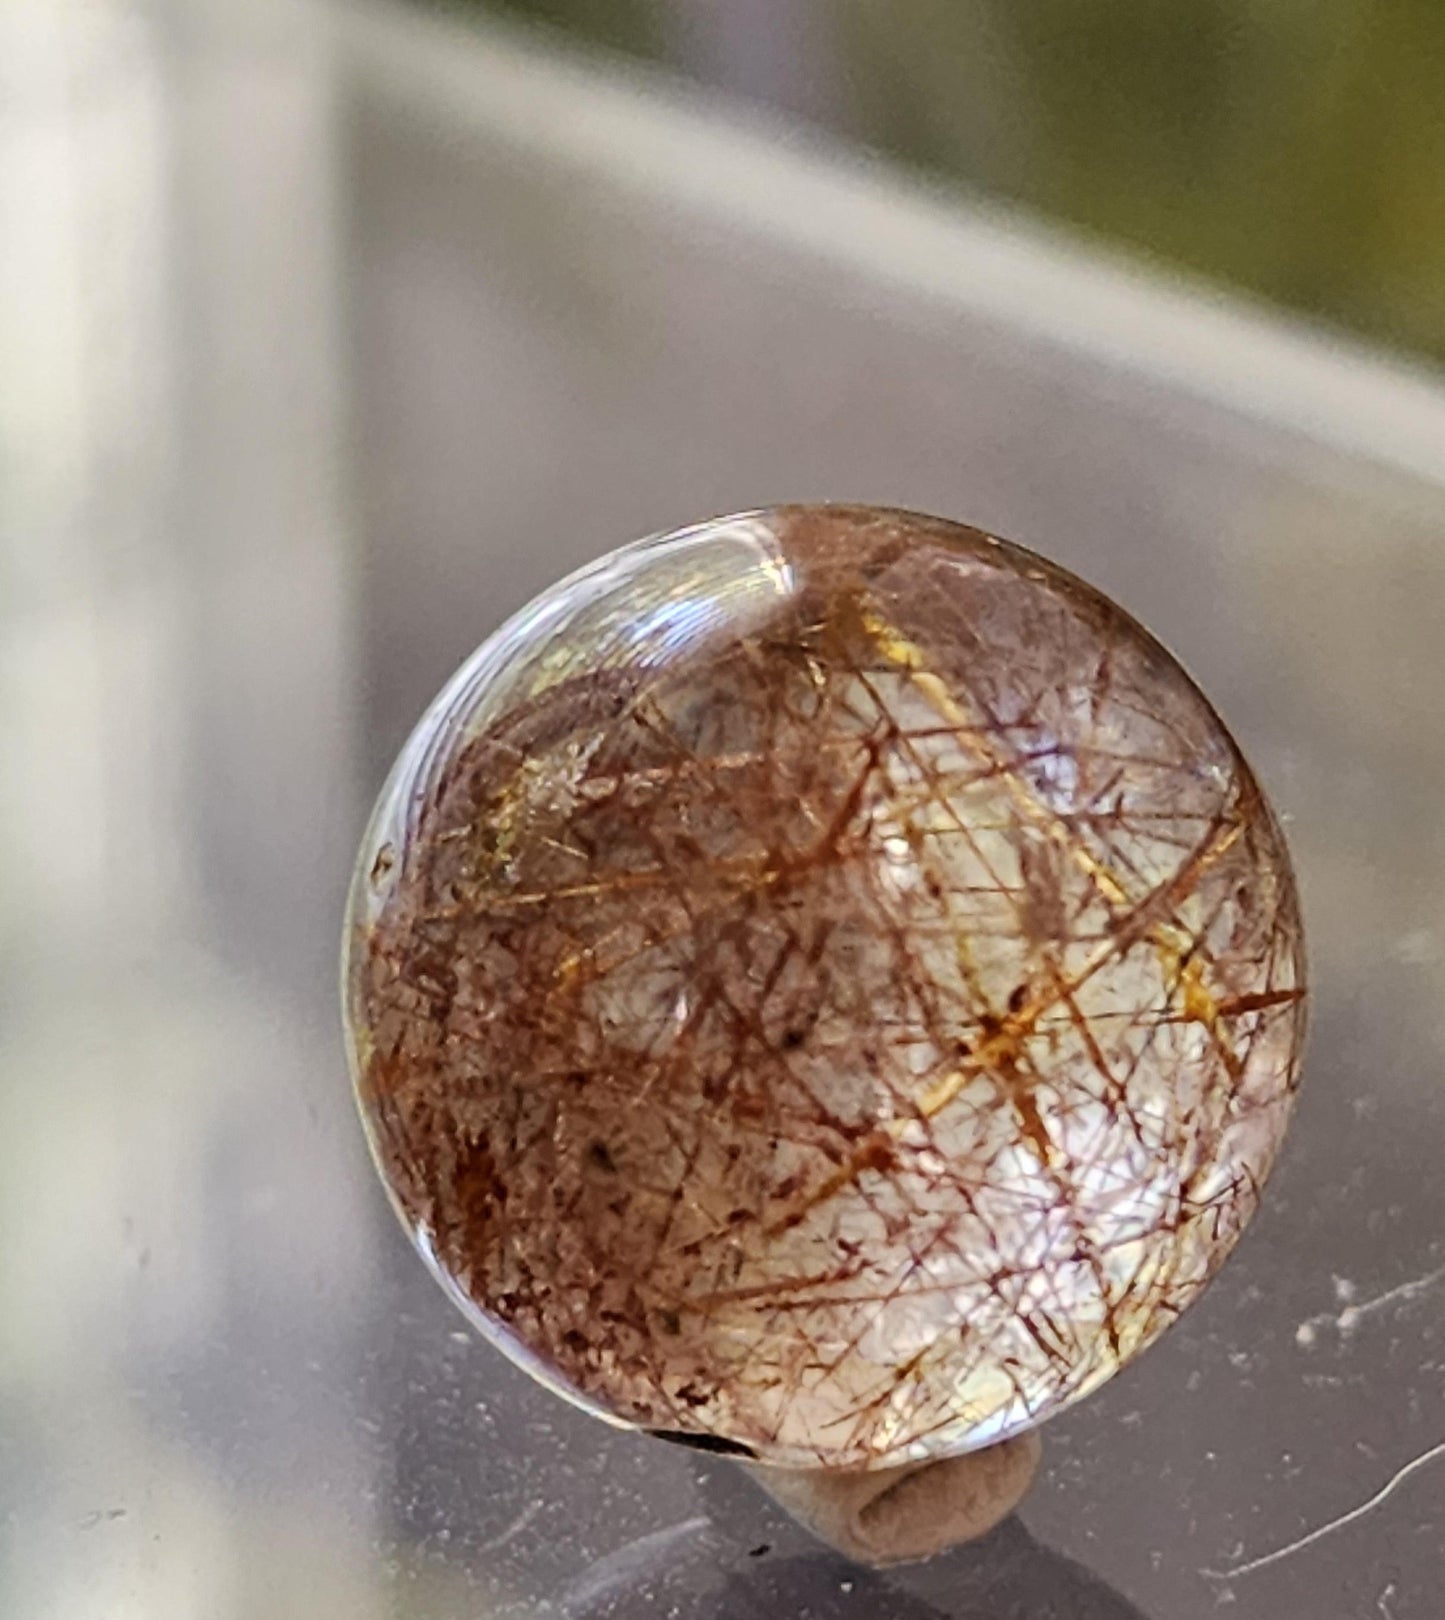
xmin=560 ymin=1455 xmax=1152 ymax=1620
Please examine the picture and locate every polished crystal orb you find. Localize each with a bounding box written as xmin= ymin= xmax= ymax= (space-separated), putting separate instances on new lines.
xmin=343 ymin=506 xmax=1306 ymax=1470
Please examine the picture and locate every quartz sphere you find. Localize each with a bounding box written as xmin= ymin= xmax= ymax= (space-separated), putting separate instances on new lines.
xmin=343 ymin=506 xmax=1306 ymax=1470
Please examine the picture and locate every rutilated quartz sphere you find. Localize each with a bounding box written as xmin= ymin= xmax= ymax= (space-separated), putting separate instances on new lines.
xmin=343 ymin=506 xmax=1306 ymax=1471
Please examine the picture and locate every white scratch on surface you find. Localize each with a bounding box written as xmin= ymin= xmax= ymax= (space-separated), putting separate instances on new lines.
xmin=477 ymin=1497 xmax=544 ymax=1554
xmin=1202 ymin=1439 xmax=1445 ymax=1581
xmin=1378 ymin=1580 xmax=1398 ymax=1619
xmin=562 ymin=1515 xmax=712 ymax=1609
xmin=1295 ymin=1262 xmax=1445 ymax=1348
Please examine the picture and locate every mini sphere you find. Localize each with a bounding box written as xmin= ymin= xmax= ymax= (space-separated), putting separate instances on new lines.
xmin=343 ymin=506 xmax=1306 ymax=1470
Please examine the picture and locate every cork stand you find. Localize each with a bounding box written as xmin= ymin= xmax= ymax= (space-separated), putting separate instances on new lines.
xmin=740 ymin=1429 xmax=1042 ymax=1567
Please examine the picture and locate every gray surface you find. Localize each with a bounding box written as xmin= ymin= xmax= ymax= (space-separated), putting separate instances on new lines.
xmin=3 ymin=1 xmax=1444 ymax=1616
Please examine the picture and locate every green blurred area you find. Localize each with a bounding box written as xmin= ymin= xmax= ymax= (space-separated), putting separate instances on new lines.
xmin=466 ymin=0 xmax=1445 ymax=365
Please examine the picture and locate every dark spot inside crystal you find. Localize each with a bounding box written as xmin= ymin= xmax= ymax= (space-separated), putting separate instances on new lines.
xmin=587 ymin=1140 xmax=617 ymax=1173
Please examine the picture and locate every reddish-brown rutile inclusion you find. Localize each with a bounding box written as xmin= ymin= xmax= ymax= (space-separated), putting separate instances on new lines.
xmin=345 ymin=507 xmax=1306 ymax=1470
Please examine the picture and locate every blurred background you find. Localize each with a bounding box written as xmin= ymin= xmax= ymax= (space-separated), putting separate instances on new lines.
xmin=2 ymin=0 xmax=1444 ymax=1617
xmin=479 ymin=0 xmax=1445 ymax=366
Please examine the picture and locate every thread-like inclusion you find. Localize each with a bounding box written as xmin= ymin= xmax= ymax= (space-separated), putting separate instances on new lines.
xmin=345 ymin=506 xmax=1306 ymax=1470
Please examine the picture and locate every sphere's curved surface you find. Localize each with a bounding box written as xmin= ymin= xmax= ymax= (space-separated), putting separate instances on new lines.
xmin=343 ymin=506 xmax=1306 ymax=1470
